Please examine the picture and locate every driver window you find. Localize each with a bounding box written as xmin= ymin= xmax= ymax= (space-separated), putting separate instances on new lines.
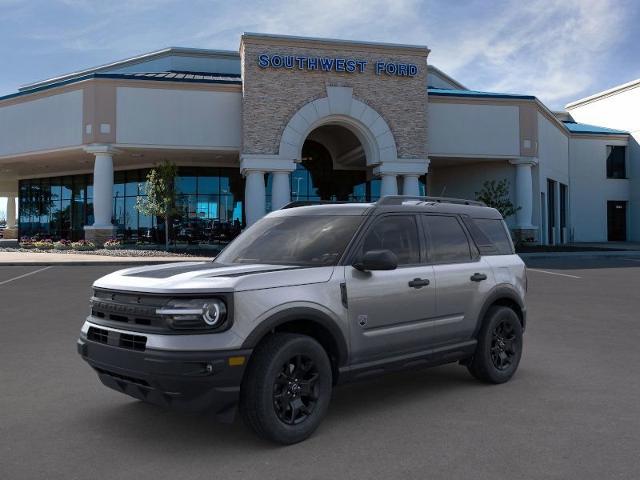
xmin=361 ymin=215 xmax=420 ymax=265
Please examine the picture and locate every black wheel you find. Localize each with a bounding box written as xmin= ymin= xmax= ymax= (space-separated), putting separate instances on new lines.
xmin=467 ymin=306 xmax=523 ymax=384
xmin=240 ymin=333 xmax=332 ymax=444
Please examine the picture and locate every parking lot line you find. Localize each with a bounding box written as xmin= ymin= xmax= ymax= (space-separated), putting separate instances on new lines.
xmin=0 ymin=266 xmax=52 ymax=286
xmin=527 ymin=268 xmax=581 ymax=279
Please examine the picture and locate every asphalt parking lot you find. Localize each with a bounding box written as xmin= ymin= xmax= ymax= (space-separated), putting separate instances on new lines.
xmin=1 ymin=258 xmax=640 ymax=480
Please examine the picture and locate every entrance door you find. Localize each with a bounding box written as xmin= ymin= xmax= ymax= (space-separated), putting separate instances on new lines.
xmin=346 ymin=214 xmax=436 ymax=363
xmin=607 ymin=201 xmax=627 ymax=241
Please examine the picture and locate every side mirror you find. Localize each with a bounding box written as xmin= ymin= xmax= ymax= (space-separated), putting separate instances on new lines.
xmin=353 ymin=249 xmax=398 ymax=272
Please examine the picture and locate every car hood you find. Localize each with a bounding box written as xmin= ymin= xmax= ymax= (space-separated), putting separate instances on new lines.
xmin=93 ymin=261 xmax=335 ymax=294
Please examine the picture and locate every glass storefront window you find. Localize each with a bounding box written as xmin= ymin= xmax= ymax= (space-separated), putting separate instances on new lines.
xmin=18 ymin=166 xmax=245 ymax=245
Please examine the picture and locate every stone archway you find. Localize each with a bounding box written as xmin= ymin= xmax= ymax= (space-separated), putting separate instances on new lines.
xmin=278 ymin=86 xmax=398 ymax=166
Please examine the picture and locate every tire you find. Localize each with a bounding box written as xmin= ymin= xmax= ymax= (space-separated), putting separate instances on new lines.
xmin=467 ymin=306 xmax=523 ymax=384
xmin=240 ymin=333 xmax=333 ymax=444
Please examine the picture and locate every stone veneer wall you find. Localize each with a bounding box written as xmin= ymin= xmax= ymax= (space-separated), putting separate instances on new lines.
xmin=240 ymin=36 xmax=429 ymax=160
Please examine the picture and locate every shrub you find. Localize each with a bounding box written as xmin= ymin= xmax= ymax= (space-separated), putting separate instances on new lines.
xmin=54 ymin=239 xmax=72 ymax=250
xmin=33 ymin=239 xmax=54 ymax=250
xmin=20 ymin=236 xmax=35 ymax=249
xmin=71 ymin=240 xmax=96 ymax=251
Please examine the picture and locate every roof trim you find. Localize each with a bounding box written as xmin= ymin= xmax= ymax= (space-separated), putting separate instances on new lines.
xmin=562 ymin=121 xmax=628 ymax=135
xmin=1 ymin=72 xmax=242 ymax=103
xmin=19 ymin=47 xmax=240 ymax=92
xmin=241 ymin=32 xmax=430 ymax=55
xmin=565 ymin=78 xmax=640 ymax=109
xmin=428 ymin=87 xmax=535 ymax=100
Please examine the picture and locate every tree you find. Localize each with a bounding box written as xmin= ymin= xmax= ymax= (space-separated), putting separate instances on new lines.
xmin=475 ymin=179 xmax=520 ymax=219
xmin=136 ymin=161 xmax=178 ymax=250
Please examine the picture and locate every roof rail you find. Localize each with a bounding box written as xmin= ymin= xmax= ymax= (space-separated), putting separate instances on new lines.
xmin=281 ymin=200 xmax=357 ymax=209
xmin=376 ymin=195 xmax=486 ymax=207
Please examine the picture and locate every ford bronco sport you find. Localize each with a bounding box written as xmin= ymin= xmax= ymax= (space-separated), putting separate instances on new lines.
xmin=78 ymin=196 xmax=527 ymax=444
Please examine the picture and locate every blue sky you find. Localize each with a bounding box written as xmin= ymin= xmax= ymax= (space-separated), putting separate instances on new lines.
xmin=1 ymin=0 xmax=639 ymax=109
xmin=1 ymin=0 xmax=639 ymax=219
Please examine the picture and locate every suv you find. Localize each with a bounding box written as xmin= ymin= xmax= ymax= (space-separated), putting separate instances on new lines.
xmin=78 ymin=196 xmax=526 ymax=444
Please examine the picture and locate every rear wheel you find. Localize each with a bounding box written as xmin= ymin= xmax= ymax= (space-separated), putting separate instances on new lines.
xmin=467 ymin=306 xmax=523 ymax=384
xmin=240 ymin=333 xmax=332 ymax=444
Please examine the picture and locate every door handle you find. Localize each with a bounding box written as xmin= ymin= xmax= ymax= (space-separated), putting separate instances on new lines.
xmin=470 ymin=273 xmax=487 ymax=282
xmin=408 ymin=278 xmax=430 ymax=289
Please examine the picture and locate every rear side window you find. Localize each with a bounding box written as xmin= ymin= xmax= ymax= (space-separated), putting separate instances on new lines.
xmin=422 ymin=215 xmax=472 ymax=263
xmin=463 ymin=217 xmax=514 ymax=255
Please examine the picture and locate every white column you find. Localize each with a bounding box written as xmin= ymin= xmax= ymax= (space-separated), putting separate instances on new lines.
xmin=509 ymin=158 xmax=537 ymax=229
xmin=244 ymin=170 xmax=266 ymax=226
xmin=402 ymin=174 xmax=420 ymax=196
xmin=271 ymin=171 xmax=291 ymax=210
xmin=380 ymin=174 xmax=398 ymax=197
xmin=6 ymin=195 xmax=16 ymax=229
xmin=91 ymin=151 xmax=115 ymax=227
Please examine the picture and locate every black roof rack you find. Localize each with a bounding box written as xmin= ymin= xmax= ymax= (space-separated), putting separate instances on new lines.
xmin=281 ymin=200 xmax=359 ymax=209
xmin=376 ymin=195 xmax=486 ymax=207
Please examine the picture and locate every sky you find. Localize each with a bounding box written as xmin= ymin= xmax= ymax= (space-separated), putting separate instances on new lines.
xmin=1 ymin=0 xmax=639 ymax=219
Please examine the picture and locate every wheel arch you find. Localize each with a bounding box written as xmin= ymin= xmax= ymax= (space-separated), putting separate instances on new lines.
xmin=241 ymin=307 xmax=349 ymax=382
xmin=474 ymin=285 xmax=526 ymax=337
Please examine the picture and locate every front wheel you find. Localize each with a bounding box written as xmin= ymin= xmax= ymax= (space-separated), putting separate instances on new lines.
xmin=467 ymin=306 xmax=523 ymax=384
xmin=240 ymin=333 xmax=332 ymax=444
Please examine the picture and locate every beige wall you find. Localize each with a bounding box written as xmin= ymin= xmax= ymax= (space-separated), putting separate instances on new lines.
xmin=240 ymin=35 xmax=429 ymax=159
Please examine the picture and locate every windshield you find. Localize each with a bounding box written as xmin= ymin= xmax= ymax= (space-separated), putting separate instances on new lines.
xmin=215 ymin=215 xmax=363 ymax=267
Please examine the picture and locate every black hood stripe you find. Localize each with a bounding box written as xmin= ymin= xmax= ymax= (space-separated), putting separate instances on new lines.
xmin=124 ymin=263 xmax=302 ymax=279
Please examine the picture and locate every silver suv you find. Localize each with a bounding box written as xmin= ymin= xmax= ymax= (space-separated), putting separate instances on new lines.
xmin=78 ymin=196 xmax=527 ymax=444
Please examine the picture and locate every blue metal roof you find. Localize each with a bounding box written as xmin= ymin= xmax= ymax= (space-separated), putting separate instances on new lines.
xmin=0 ymin=71 xmax=242 ymax=102
xmin=562 ymin=121 xmax=628 ymax=135
xmin=428 ymin=87 xmax=535 ymax=100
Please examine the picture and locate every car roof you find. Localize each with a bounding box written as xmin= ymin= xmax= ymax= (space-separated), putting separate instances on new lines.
xmin=269 ymin=196 xmax=504 ymax=220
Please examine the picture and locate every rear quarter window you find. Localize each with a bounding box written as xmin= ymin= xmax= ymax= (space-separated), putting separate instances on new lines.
xmin=463 ymin=217 xmax=514 ymax=255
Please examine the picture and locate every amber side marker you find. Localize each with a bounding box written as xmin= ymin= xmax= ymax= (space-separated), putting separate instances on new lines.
xmin=228 ymin=356 xmax=246 ymax=366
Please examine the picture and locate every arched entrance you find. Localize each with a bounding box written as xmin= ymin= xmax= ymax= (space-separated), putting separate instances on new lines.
xmin=287 ymin=124 xmax=382 ymax=204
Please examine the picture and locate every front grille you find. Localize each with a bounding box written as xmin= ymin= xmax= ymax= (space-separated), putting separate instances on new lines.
xmin=87 ymin=326 xmax=108 ymax=344
xmin=86 ymin=326 xmax=147 ymax=352
xmin=90 ymin=289 xmax=169 ymax=331
xmin=119 ymin=333 xmax=147 ymax=351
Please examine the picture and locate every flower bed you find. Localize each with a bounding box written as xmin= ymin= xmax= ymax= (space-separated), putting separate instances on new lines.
xmin=103 ymin=238 xmax=122 ymax=250
xmin=70 ymin=240 xmax=96 ymax=251
xmin=54 ymin=239 xmax=72 ymax=250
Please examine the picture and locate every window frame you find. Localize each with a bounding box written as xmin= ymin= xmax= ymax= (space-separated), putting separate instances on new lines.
xmin=344 ymin=212 xmax=425 ymax=268
xmin=606 ymin=145 xmax=627 ymax=180
xmin=420 ymin=214 xmax=480 ymax=265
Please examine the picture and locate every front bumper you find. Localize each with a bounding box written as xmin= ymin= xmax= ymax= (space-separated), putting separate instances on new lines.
xmin=77 ymin=329 xmax=251 ymax=421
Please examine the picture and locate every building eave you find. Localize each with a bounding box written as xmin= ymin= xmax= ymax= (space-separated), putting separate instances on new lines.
xmin=565 ymin=78 xmax=640 ymax=109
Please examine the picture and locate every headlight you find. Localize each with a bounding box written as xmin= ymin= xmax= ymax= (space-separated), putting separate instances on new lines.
xmin=156 ymin=298 xmax=228 ymax=330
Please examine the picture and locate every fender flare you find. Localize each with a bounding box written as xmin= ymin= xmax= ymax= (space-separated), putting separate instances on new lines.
xmin=241 ymin=307 xmax=349 ymax=367
xmin=474 ymin=284 xmax=526 ymax=336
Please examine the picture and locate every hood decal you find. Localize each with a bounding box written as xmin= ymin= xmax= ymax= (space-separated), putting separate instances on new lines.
xmin=124 ymin=262 xmax=302 ymax=279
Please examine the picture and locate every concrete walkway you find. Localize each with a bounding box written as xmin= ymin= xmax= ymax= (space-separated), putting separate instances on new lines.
xmin=0 ymin=251 xmax=211 ymax=266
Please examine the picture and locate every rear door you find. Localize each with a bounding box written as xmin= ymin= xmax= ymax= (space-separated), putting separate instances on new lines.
xmin=421 ymin=214 xmax=493 ymax=346
xmin=345 ymin=214 xmax=436 ymax=363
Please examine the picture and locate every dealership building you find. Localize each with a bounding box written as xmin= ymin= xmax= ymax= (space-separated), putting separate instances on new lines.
xmin=0 ymin=33 xmax=636 ymax=246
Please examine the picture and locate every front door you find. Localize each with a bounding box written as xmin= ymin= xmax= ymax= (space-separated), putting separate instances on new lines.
xmin=607 ymin=201 xmax=627 ymax=241
xmin=346 ymin=214 xmax=436 ymax=363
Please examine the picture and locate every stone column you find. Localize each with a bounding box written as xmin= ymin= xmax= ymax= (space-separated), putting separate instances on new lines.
xmin=509 ymin=158 xmax=538 ymax=242
xmin=402 ymin=174 xmax=421 ymax=196
xmin=2 ymin=194 xmax=18 ymax=240
xmin=84 ymin=145 xmax=117 ymax=245
xmin=271 ymin=171 xmax=291 ymax=210
xmin=6 ymin=195 xmax=16 ymax=229
xmin=244 ymin=170 xmax=266 ymax=226
xmin=379 ymin=174 xmax=398 ymax=197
